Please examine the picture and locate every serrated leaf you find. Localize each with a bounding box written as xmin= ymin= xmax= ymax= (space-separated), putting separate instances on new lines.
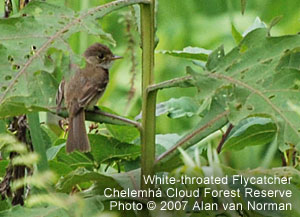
xmin=206 ymin=45 xmax=225 ymax=70
xmin=190 ymin=28 xmax=300 ymax=151
xmin=0 ymin=0 xmax=148 ymax=117
xmin=56 ymin=167 xmax=121 ymax=193
xmin=89 ymin=134 xmax=140 ymax=163
xmin=54 ymin=145 xmax=94 ymax=170
xmin=81 ymin=169 xmax=140 ymax=199
xmin=243 ymin=17 xmax=267 ymax=37
xmin=157 ymin=46 xmax=211 ymax=61
xmin=160 ymin=97 xmax=200 ymax=118
xmin=136 ymin=97 xmax=200 ymax=120
xmin=222 ymin=116 xmax=277 ymax=152
xmin=105 ymin=124 xmax=139 ymax=143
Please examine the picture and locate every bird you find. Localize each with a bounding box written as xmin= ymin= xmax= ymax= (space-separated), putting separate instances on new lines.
xmin=56 ymin=43 xmax=122 ymax=153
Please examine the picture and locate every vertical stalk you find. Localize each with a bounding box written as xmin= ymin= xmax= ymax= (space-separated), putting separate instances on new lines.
xmin=140 ymin=0 xmax=156 ymax=191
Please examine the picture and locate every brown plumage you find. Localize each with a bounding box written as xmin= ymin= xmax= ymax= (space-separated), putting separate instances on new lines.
xmin=57 ymin=43 xmax=122 ymax=153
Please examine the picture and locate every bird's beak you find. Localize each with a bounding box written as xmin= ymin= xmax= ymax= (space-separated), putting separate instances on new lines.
xmin=111 ymin=55 xmax=123 ymax=60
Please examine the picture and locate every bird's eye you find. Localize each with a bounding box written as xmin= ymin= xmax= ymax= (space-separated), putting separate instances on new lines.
xmin=97 ymin=54 xmax=104 ymax=59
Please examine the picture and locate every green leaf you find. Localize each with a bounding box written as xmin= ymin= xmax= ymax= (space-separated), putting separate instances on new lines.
xmin=243 ymin=17 xmax=267 ymax=37
xmin=49 ymin=161 xmax=72 ymax=177
xmin=0 ymin=160 xmax=9 ymax=177
xmin=155 ymin=99 xmax=228 ymax=172
xmin=55 ymin=146 xmax=94 ymax=170
xmin=157 ymin=46 xmax=211 ymax=61
xmin=276 ymin=47 xmax=300 ymax=71
xmin=222 ymin=116 xmax=277 ymax=152
xmin=0 ymin=199 xmax=10 ymax=212
xmin=187 ymin=67 xmax=222 ymax=100
xmin=205 ymin=45 xmax=225 ymax=71
xmin=231 ymin=24 xmax=243 ymax=45
xmin=27 ymin=113 xmax=48 ymax=171
xmin=156 ymin=97 xmax=200 ymax=119
xmin=0 ymin=71 xmax=57 ymax=117
xmin=82 ymin=170 xmax=141 ymax=200
xmin=108 ymin=169 xmax=141 ymax=190
xmin=89 ymin=134 xmax=140 ymax=163
xmin=105 ymin=124 xmax=139 ymax=143
xmin=40 ymin=125 xmax=58 ymax=149
xmin=155 ymin=133 xmax=181 ymax=155
xmin=0 ymin=120 xmax=7 ymax=133
xmin=56 ymin=167 xmax=122 ymax=193
xmin=46 ymin=141 xmax=65 ymax=161
xmin=0 ymin=0 xmax=148 ymax=117
xmin=136 ymin=96 xmax=200 ymax=120
xmin=51 ymin=134 xmax=140 ymax=171
xmin=190 ymin=28 xmax=300 ymax=151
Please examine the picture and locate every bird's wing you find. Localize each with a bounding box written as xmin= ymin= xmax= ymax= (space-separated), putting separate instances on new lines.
xmin=55 ymin=78 xmax=65 ymax=113
xmin=77 ymin=79 xmax=108 ymax=108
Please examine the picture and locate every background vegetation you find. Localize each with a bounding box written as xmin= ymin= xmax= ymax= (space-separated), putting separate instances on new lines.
xmin=0 ymin=0 xmax=300 ymax=216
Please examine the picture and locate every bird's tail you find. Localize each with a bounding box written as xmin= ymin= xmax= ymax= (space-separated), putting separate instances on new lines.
xmin=66 ymin=110 xmax=91 ymax=153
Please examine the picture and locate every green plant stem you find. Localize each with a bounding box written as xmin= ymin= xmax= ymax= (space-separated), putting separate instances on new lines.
xmin=27 ymin=113 xmax=48 ymax=172
xmin=140 ymin=0 xmax=156 ymax=193
xmin=154 ymin=110 xmax=229 ymax=172
xmin=147 ymin=75 xmax=194 ymax=92
xmin=156 ymin=110 xmax=228 ymax=162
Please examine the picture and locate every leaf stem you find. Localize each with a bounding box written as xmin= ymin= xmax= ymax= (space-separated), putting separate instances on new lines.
xmin=147 ymin=75 xmax=194 ymax=93
xmin=217 ymin=123 xmax=234 ymax=153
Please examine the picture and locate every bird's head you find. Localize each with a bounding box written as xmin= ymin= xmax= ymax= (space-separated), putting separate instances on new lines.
xmin=84 ymin=43 xmax=122 ymax=69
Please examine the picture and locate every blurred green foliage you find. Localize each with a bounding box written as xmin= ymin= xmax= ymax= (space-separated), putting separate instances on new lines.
xmin=0 ymin=0 xmax=300 ymax=216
